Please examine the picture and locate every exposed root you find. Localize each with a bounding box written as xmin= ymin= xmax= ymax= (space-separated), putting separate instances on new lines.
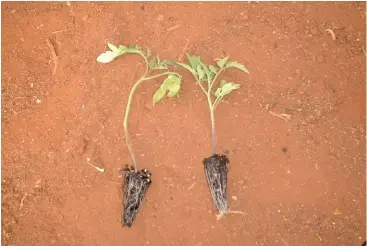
xmin=178 ymin=38 xmax=189 ymax=62
xmin=46 ymin=38 xmax=58 ymax=75
xmin=216 ymin=209 xmax=247 ymax=220
xmin=167 ymin=24 xmax=180 ymax=32
xmin=269 ymin=111 xmax=291 ymax=122
xmin=325 ymin=29 xmax=336 ymax=41
xmin=188 ymin=182 xmax=196 ymax=191
xmin=52 ymin=29 xmax=71 ymax=34
xmin=19 ymin=193 xmax=27 ymax=210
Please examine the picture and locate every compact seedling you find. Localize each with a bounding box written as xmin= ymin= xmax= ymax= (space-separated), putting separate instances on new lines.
xmin=97 ymin=43 xmax=182 ymax=227
xmin=176 ymin=53 xmax=249 ymax=219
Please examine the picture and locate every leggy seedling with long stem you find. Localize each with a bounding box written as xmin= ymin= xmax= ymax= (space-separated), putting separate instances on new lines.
xmin=97 ymin=43 xmax=182 ymax=227
xmin=176 ymin=53 xmax=249 ymax=220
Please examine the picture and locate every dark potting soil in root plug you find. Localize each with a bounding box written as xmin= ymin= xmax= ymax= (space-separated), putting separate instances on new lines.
xmin=122 ymin=165 xmax=152 ymax=227
xmin=203 ymin=154 xmax=229 ymax=215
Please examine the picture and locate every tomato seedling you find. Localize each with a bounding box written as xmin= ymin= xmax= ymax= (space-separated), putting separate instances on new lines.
xmin=97 ymin=43 xmax=182 ymax=227
xmin=176 ymin=53 xmax=249 ymax=219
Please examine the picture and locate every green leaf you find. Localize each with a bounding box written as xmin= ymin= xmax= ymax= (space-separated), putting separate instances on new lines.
xmin=165 ymin=59 xmax=175 ymax=66
xmin=197 ymin=65 xmax=205 ymax=80
xmin=124 ymin=45 xmax=142 ymax=54
xmin=186 ymin=53 xmax=201 ymax=70
xmin=97 ymin=43 xmax=124 ymax=63
xmin=149 ymin=57 xmax=157 ymax=68
xmin=149 ymin=56 xmax=168 ymax=70
xmin=220 ymin=79 xmax=228 ymax=87
xmin=214 ymin=87 xmax=222 ymax=97
xmin=175 ymin=62 xmax=196 ymax=74
xmin=107 ymin=43 xmax=119 ymax=52
xmin=214 ymin=81 xmax=240 ymax=97
xmin=153 ymin=75 xmax=182 ymax=105
xmin=225 ymin=61 xmax=249 ymax=73
xmin=97 ymin=51 xmax=120 ymax=63
xmin=209 ymin=65 xmax=217 ymax=74
xmin=152 ymin=88 xmax=166 ymax=105
xmin=221 ymin=82 xmax=240 ymax=96
xmin=200 ymin=62 xmax=209 ymax=74
xmin=215 ymin=56 xmax=229 ymax=69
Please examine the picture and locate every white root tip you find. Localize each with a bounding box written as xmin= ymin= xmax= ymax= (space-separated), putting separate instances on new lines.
xmin=216 ymin=210 xmax=247 ymax=220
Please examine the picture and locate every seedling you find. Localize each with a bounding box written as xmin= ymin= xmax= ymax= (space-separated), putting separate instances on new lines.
xmin=97 ymin=43 xmax=182 ymax=227
xmin=176 ymin=53 xmax=249 ymax=220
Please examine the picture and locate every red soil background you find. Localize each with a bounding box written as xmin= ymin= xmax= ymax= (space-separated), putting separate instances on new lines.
xmin=1 ymin=2 xmax=366 ymax=246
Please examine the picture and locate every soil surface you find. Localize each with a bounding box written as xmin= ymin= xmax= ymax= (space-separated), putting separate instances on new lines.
xmin=2 ymin=2 xmax=366 ymax=246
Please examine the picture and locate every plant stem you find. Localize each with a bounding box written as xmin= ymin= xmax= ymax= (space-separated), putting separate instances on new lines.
xmin=143 ymin=72 xmax=180 ymax=81
xmin=123 ymin=53 xmax=180 ymax=170
xmin=208 ymin=98 xmax=216 ymax=154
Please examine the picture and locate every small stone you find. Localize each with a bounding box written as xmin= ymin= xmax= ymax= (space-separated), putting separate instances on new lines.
xmin=35 ymin=179 xmax=42 ymax=188
xmin=145 ymin=102 xmax=152 ymax=111
xmin=82 ymin=15 xmax=89 ymax=21
xmin=36 ymin=98 xmax=41 ymax=104
xmin=232 ymin=196 xmax=237 ymax=201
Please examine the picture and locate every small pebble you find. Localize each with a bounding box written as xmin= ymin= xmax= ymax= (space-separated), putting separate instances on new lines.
xmin=145 ymin=102 xmax=152 ymax=111
xmin=82 ymin=15 xmax=89 ymax=21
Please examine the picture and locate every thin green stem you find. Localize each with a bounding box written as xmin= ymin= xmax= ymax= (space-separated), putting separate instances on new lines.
xmin=212 ymin=95 xmax=223 ymax=111
xmin=207 ymin=96 xmax=216 ymax=154
xmin=123 ymin=53 xmax=178 ymax=170
xmin=193 ymin=74 xmax=208 ymax=96
xmin=210 ymin=68 xmax=224 ymax=89
xmin=143 ymin=71 xmax=180 ymax=81
xmin=184 ymin=67 xmax=225 ymax=154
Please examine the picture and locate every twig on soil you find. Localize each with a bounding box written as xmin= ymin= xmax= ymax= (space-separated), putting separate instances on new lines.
xmin=281 ymin=238 xmax=289 ymax=246
xmin=325 ymin=29 xmax=336 ymax=41
xmin=46 ymin=38 xmax=58 ymax=75
xmin=52 ymin=29 xmax=72 ymax=34
xmin=167 ymin=24 xmax=180 ymax=32
xmin=213 ymin=28 xmax=220 ymax=35
xmin=19 ymin=193 xmax=27 ymax=210
xmin=86 ymin=158 xmax=105 ymax=173
xmin=362 ymin=46 xmax=366 ymax=56
xmin=188 ymin=182 xmax=196 ymax=190
xmin=178 ymin=38 xmax=189 ymax=62
xmin=269 ymin=111 xmax=291 ymax=122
